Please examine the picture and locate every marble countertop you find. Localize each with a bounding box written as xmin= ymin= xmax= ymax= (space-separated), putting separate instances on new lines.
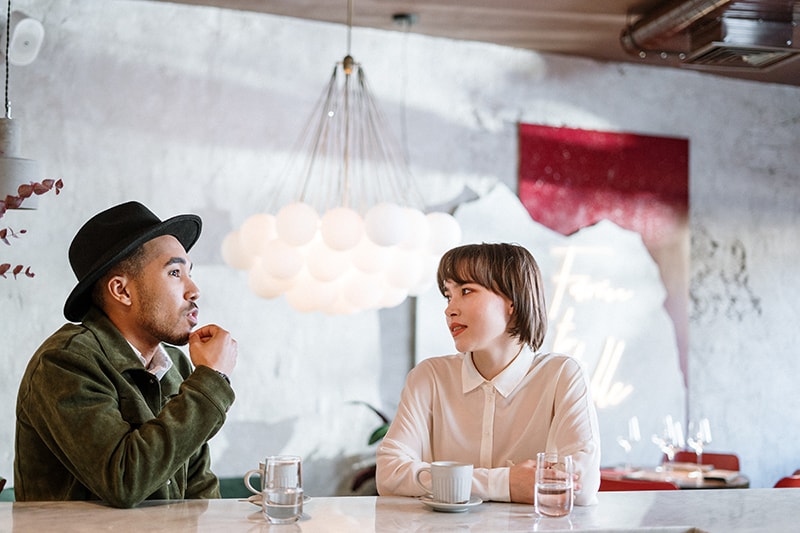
xmin=2 ymin=489 xmax=798 ymax=532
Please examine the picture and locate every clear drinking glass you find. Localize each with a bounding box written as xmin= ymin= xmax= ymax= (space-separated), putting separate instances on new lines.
xmin=262 ymin=455 xmax=303 ymax=524
xmin=534 ymin=452 xmax=574 ymax=518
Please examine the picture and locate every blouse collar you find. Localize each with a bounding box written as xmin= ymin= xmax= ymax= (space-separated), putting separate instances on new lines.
xmin=461 ymin=346 xmax=535 ymax=397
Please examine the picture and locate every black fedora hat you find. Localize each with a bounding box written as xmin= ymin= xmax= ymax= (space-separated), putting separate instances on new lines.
xmin=63 ymin=201 xmax=202 ymax=322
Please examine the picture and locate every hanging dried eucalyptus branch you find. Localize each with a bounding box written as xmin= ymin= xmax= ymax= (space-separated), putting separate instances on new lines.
xmin=1 ymin=177 xmax=64 ymax=278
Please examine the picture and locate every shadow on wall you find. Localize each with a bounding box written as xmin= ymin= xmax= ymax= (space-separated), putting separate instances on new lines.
xmin=212 ymin=413 xmax=387 ymax=497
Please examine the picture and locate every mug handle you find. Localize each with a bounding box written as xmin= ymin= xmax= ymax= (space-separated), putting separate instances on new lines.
xmin=243 ymin=468 xmax=262 ymax=495
xmin=415 ymin=467 xmax=432 ymax=495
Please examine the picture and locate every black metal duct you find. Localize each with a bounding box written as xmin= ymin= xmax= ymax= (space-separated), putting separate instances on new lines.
xmin=620 ymin=0 xmax=734 ymax=52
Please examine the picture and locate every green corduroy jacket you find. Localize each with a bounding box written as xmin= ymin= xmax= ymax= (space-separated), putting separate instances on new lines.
xmin=14 ymin=307 xmax=235 ymax=508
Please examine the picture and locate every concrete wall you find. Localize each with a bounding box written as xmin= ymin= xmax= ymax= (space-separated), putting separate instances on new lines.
xmin=1 ymin=0 xmax=799 ymax=493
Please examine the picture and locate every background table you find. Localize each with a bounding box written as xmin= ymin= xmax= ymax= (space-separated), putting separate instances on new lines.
xmin=602 ymin=466 xmax=750 ymax=489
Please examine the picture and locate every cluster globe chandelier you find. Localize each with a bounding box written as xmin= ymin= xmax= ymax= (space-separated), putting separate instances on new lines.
xmin=221 ymin=4 xmax=461 ymax=315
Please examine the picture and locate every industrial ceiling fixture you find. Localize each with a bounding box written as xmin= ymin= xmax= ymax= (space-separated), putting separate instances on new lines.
xmin=222 ymin=0 xmax=461 ymax=315
xmin=620 ymin=0 xmax=800 ymax=71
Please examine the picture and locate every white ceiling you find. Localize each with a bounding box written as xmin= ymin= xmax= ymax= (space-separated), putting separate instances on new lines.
xmin=144 ymin=0 xmax=800 ymax=87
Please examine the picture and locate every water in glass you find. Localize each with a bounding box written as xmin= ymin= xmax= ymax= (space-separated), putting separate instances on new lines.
xmin=263 ymin=487 xmax=303 ymax=524
xmin=535 ymin=452 xmax=574 ymax=518
xmin=535 ymin=482 xmax=573 ymax=517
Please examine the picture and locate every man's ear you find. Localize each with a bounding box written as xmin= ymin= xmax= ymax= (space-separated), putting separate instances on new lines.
xmin=106 ymin=274 xmax=133 ymax=307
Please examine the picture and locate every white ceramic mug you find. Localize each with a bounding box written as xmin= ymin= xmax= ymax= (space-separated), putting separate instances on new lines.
xmin=415 ymin=461 xmax=473 ymax=504
xmin=534 ymin=452 xmax=574 ymax=518
xmin=243 ymin=461 xmax=265 ymax=495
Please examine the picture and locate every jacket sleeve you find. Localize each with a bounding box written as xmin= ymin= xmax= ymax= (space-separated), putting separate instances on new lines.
xmin=17 ymin=345 xmax=234 ymax=508
xmin=185 ymin=442 xmax=221 ymax=499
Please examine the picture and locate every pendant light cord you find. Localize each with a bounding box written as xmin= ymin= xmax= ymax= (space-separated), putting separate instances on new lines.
xmin=4 ymin=0 xmax=10 ymax=119
xmin=346 ymin=0 xmax=352 ymax=56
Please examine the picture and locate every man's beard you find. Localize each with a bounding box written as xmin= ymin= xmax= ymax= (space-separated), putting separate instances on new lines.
xmin=136 ymin=292 xmax=193 ymax=346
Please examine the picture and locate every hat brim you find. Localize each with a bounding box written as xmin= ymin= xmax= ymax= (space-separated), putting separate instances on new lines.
xmin=63 ymin=214 xmax=202 ymax=322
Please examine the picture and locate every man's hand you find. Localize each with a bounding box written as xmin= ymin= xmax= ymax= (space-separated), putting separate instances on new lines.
xmin=188 ymin=324 xmax=238 ymax=376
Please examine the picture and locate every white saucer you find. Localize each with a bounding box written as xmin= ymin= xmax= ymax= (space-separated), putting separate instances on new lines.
xmin=420 ymin=495 xmax=482 ymax=513
xmin=245 ymin=494 xmax=312 ymax=507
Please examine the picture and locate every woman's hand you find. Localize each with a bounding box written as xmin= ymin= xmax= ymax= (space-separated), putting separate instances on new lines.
xmin=509 ymin=459 xmax=537 ymax=504
xmin=509 ymin=459 xmax=582 ymax=504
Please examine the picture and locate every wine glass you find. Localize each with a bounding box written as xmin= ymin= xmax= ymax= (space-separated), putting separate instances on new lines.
xmin=651 ymin=415 xmax=684 ymax=479
xmin=616 ymin=416 xmax=641 ymax=472
xmin=687 ymin=418 xmax=712 ymax=467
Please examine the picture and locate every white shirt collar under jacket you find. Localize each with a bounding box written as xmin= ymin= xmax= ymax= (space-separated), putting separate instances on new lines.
xmin=129 ymin=341 xmax=174 ymax=381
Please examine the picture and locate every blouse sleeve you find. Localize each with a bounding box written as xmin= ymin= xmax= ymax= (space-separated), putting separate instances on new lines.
xmin=546 ymin=357 xmax=601 ymax=505
xmin=375 ymin=363 xmax=435 ymax=497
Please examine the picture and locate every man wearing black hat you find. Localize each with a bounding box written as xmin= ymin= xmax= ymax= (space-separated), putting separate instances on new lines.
xmin=14 ymin=201 xmax=238 ymax=508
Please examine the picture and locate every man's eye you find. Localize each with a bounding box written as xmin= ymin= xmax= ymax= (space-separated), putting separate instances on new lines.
xmin=169 ymin=269 xmax=180 ymax=277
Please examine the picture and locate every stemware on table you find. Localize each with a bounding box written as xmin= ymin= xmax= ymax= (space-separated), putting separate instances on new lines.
xmin=651 ymin=415 xmax=684 ymax=480
xmin=616 ymin=416 xmax=641 ymax=472
xmin=687 ymin=417 xmax=712 ymax=467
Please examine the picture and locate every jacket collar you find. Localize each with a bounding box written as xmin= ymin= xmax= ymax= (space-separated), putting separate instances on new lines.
xmin=81 ymin=306 xmax=152 ymax=375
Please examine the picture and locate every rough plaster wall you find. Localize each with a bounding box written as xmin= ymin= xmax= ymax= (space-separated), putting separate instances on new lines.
xmin=1 ymin=0 xmax=799 ymax=493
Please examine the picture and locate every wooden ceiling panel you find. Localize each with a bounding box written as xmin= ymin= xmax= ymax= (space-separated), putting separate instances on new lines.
xmin=141 ymin=0 xmax=800 ymax=86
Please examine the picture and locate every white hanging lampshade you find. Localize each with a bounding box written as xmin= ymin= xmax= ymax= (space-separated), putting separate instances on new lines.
xmin=222 ymin=0 xmax=461 ymax=314
xmin=0 ymin=118 xmax=41 ymax=207
xmin=0 ymin=7 xmax=45 ymax=207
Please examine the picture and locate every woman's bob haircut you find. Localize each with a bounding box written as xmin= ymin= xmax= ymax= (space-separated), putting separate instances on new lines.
xmin=436 ymin=242 xmax=547 ymax=351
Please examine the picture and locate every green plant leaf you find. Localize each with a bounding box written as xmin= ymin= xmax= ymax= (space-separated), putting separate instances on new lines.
xmin=368 ymin=424 xmax=389 ymax=445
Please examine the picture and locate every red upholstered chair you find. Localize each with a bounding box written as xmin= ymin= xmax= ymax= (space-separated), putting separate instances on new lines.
xmin=599 ymin=477 xmax=679 ymax=491
xmin=670 ymin=451 xmax=740 ymax=471
xmin=774 ymin=475 xmax=800 ymax=488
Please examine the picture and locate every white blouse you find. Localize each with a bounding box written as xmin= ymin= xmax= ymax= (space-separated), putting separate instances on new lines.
xmin=375 ymin=348 xmax=601 ymax=505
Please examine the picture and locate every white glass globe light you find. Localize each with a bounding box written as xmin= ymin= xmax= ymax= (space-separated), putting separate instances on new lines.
xmin=276 ymin=202 xmax=319 ymax=246
xmin=399 ymin=207 xmax=430 ymax=250
xmin=221 ymin=230 xmax=254 ymax=270
xmin=342 ymin=271 xmax=383 ymax=310
xmin=320 ymin=207 xmax=364 ymax=251
xmin=307 ymin=239 xmax=351 ymax=282
xmin=364 ymin=202 xmax=408 ymax=247
xmin=385 ymin=249 xmax=425 ymax=289
xmin=379 ymin=285 xmax=410 ymax=309
xmin=260 ymin=238 xmax=304 ymax=279
xmin=247 ymin=259 xmax=295 ymax=299
xmin=408 ymin=255 xmax=440 ymax=296
xmin=323 ymin=294 xmax=359 ymax=316
xmin=285 ymin=272 xmax=338 ymax=313
xmin=426 ymin=212 xmax=462 ymax=255
xmin=239 ymin=213 xmax=278 ymax=256
xmin=350 ymin=235 xmax=390 ymax=273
